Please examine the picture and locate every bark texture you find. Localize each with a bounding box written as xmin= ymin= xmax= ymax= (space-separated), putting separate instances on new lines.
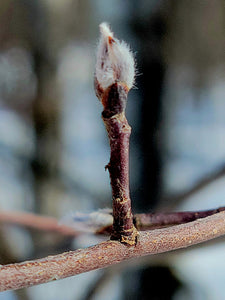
xmin=102 ymin=83 xmax=138 ymax=245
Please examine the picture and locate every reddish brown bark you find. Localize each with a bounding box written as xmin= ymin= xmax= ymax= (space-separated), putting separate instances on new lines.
xmin=134 ymin=206 xmax=225 ymax=230
xmin=101 ymin=82 xmax=138 ymax=245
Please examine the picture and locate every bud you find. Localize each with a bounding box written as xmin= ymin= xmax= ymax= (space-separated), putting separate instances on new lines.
xmin=95 ymin=22 xmax=135 ymax=100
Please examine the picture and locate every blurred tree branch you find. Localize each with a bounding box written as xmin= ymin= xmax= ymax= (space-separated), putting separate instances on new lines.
xmin=160 ymin=163 xmax=225 ymax=209
xmin=0 ymin=211 xmax=78 ymax=236
xmin=81 ymin=269 xmax=114 ymax=300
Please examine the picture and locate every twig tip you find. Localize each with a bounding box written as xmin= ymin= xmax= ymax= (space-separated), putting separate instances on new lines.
xmin=99 ymin=22 xmax=113 ymax=38
xmin=95 ymin=22 xmax=135 ymax=99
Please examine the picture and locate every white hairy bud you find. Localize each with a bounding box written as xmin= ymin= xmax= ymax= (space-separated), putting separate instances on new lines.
xmin=95 ymin=22 xmax=135 ymax=92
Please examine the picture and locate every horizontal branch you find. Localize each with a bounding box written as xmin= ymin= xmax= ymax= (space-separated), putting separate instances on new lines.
xmin=0 ymin=211 xmax=78 ymax=236
xmin=134 ymin=206 xmax=225 ymax=230
xmin=1 ymin=211 xmax=225 ymax=291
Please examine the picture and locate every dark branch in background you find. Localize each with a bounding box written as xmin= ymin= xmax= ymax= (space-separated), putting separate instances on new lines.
xmin=1 ymin=211 xmax=225 ymax=292
xmin=81 ymin=270 xmax=114 ymax=300
xmin=160 ymin=164 xmax=225 ymax=209
xmin=131 ymin=11 xmax=166 ymax=211
xmin=94 ymin=23 xmax=138 ymax=245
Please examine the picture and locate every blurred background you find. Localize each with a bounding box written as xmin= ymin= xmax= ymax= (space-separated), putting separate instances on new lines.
xmin=0 ymin=0 xmax=225 ymax=299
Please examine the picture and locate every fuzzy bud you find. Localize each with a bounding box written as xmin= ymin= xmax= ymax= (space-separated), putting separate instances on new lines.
xmin=95 ymin=22 xmax=135 ymax=99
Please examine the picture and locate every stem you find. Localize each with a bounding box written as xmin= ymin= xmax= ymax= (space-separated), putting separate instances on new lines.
xmin=102 ymin=82 xmax=138 ymax=245
xmin=0 ymin=211 xmax=78 ymax=236
xmin=134 ymin=206 xmax=225 ymax=229
xmin=1 ymin=211 xmax=225 ymax=292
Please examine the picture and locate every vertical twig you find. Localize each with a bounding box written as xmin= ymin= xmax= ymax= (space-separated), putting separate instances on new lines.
xmin=102 ymin=83 xmax=138 ymax=244
xmin=95 ymin=23 xmax=138 ymax=245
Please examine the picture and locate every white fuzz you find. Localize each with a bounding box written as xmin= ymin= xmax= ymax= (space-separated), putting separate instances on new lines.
xmin=60 ymin=209 xmax=113 ymax=233
xmin=95 ymin=22 xmax=135 ymax=90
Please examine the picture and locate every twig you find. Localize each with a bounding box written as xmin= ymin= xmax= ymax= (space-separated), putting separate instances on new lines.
xmin=161 ymin=164 xmax=225 ymax=209
xmin=134 ymin=206 xmax=225 ymax=230
xmin=101 ymin=84 xmax=138 ymax=244
xmin=1 ymin=211 xmax=225 ymax=292
xmin=0 ymin=211 xmax=78 ymax=236
xmin=95 ymin=23 xmax=137 ymax=245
